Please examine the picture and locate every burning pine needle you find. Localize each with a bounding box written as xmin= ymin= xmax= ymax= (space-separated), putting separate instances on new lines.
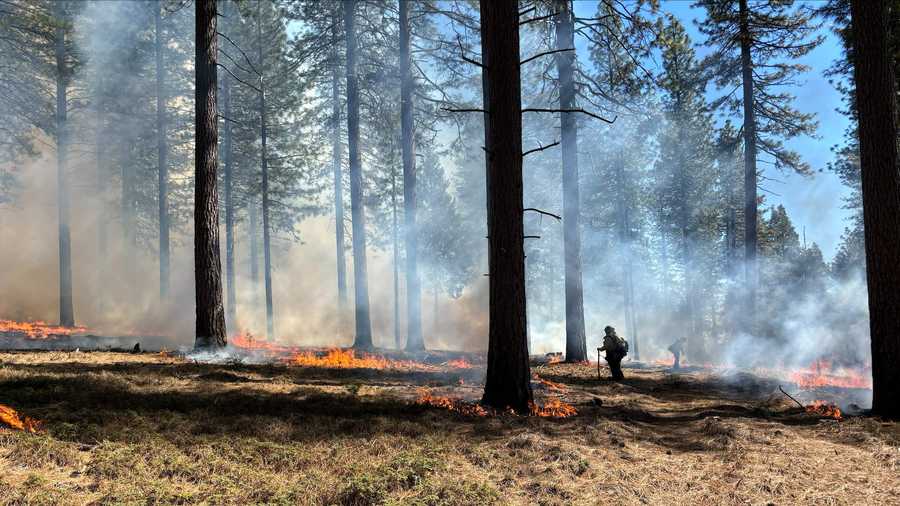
xmin=0 ymin=404 xmax=41 ymax=433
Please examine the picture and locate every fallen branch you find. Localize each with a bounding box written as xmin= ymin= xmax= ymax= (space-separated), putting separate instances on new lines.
xmin=779 ymin=385 xmax=804 ymax=409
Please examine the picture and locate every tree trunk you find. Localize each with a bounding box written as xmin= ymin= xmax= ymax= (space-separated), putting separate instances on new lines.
xmin=331 ymin=9 xmax=348 ymax=315
xmin=344 ymin=0 xmax=373 ymax=349
xmin=738 ymin=0 xmax=758 ymax=334
xmin=257 ymin=0 xmax=274 ymax=340
xmin=96 ymin=88 xmax=106 ymax=311
xmin=194 ymin=0 xmax=227 ymax=349
xmin=156 ymin=0 xmax=170 ymax=300
xmin=400 ymin=0 xmax=423 ymax=351
xmin=54 ymin=1 xmax=74 ymax=327
xmin=850 ymin=0 xmax=900 ymax=420
xmin=555 ymin=0 xmax=587 ymax=363
xmin=249 ymin=199 xmax=260 ymax=310
xmin=479 ymin=0 xmax=532 ymax=413
xmin=391 ymin=155 xmax=400 ymax=349
xmin=616 ymin=158 xmax=637 ymax=358
xmin=222 ymin=60 xmax=236 ymax=329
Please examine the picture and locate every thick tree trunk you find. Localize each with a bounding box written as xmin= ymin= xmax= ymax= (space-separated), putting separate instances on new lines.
xmin=194 ymin=0 xmax=227 ymax=349
xmin=222 ymin=66 xmax=236 ymax=329
xmin=344 ymin=0 xmax=373 ymax=349
xmin=738 ymin=0 xmax=758 ymax=334
xmin=54 ymin=1 xmax=74 ymax=327
xmin=480 ymin=0 xmax=532 ymax=413
xmin=257 ymin=0 xmax=274 ymax=340
xmin=850 ymin=0 xmax=900 ymax=420
xmin=555 ymin=0 xmax=587 ymax=362
xmin=156 ymin=0 xmax=170 ymax=299
xmin=400 ymin=0 xmax=423 ymax=351
xmin=331 ymin=9 xmax=348 ymax=314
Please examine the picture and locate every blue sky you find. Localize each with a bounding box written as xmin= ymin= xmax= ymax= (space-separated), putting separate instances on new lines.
xmin=571 ymin=0 xmax=851 ymax=257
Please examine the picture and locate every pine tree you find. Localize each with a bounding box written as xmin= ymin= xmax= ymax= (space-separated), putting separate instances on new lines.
xmin=654 ymin=14 xmax=717 ymax=358
xmin=194 ymin=0 xmax=227 ymax=349
xmin=0 ymin=0 xmax=83 ymax=326
xmin=849 ymin=0 xmax=900 ymax=419
xmin=480 ymin=0 xmax=532 ymax=413
xmin=697 ymin=0 xmax=822 ymax=333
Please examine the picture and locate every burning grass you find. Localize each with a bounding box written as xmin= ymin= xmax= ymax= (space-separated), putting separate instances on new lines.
xmin=0 ymin=319 xmax=86 ymax=339
xmin=0 ymin=404 xmax=41 ymax=433
xmin=0 ymin=351 xmax=897 ymax=505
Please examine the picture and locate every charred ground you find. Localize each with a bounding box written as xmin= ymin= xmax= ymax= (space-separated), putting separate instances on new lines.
xmin=0 ymin=350 xmax=898 ymax=505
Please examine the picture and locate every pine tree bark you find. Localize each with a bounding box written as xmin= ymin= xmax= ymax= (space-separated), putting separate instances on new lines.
xmin=257 ymin=0 xmax=274 ymax=340
xmin=194 ymin=0 xmax=227 ymax=349
xmin=480 ymin=0 xmax=532 ymax=413
xmin=54 ymin=1 xmax=74 ymax=327
xmin=331 ymin=8 xmax=348 ymax=314
xmin=156 ymin=0 xmax=170 ymax=299
xmin=344 ymin=0 xmax=373 ymax=349
xmin=850 ymin=0 xmax=900 ymax=420
xmin=400 ymin=0 xmax=423 ymax=351
xmin=554 ymin=0 xmax=587 ymax=362
xmin=738 ymin=0 xmax=758 ymax=333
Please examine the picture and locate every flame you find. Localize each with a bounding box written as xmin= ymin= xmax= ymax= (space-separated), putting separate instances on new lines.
xmin=0 ymin=404 xmax=41 ymax=433
xmin=445 ymin=358 xmax=473 ymax=369
xmin=546 ymin=353 xmax=563 ymax=364
xmin=416 ymin=389 xmax=577 ymax=418
xmin=230 ymin=333 xmax=294 ymax=354
xmin=790 ymin=359 xmax=872 ymax=390
xmin=806 ymin=400 xmax=843 ymax=420
xmin=287 ymin=348 xmax=441 ymax=372
xmin=530 ymin=399 xmax=578 ymax=418
xmin=416 ymin=389 xmax=489 ymax=417
xmin=534 ymin=374 xmax=567 ymax=392
xmin=0 ymin=319 xmax=86 ymax=339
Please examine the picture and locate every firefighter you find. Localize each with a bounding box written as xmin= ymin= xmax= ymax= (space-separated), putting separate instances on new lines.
xmin=668 ymin=337 xmax=687 ymax=370
xmin=598 ymin=326 xmax=628 ymax=380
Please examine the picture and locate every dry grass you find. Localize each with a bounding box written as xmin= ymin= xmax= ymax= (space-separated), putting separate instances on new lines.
xmin=0 ymin=350 xmax=897 ymax=505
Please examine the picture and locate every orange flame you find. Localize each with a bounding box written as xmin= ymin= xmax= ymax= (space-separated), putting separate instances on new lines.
xmin=0 ymin=404 xmax=41 ymax=433
xmin=806 ymin=400 xmax=843 ymax=420
xmin=416 ymin=389 xmax=577 ymax=418
xmin=0 ymin=319 xmax=86 ymax=339
xmin=530 ymin=399 xmax=578 ymax=418
xmin=230 ymin=333 xmax=294 ymax=354
xmin=416 ymin=389 xmax=489 ymax=417
xmin=287 ymin=348 xmax=441 ymax=372
xmin=790 ymin=359 xmax=872 ymax=390
xmin=534 ymin=374 xmax=567 ymax=392
xmin=445 ymin=358 xmax=473 ymax=369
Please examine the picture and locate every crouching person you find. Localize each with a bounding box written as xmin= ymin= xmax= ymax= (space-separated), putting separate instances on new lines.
xmin=598 ymin=326 xmax=628 ymax=380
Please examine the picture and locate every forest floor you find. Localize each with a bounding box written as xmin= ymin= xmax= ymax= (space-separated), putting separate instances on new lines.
xmin=0 ymin=349 xmax=898 ymax=505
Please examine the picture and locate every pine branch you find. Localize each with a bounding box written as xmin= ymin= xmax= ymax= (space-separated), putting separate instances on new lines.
xmin=522 ymin=140 xmax=560 ymax=157
xmin=522 ymin=108 xmax=616 ymax=124
xmin=524 ymin=208 xmax=561 ymax=220
xmin=520 ymin=48 xmax=574 ymax=66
